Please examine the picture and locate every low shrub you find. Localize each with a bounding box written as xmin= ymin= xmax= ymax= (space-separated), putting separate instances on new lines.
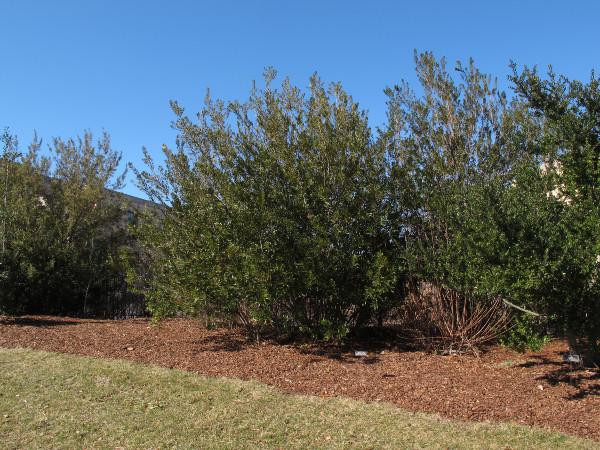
xmin=501 ymin=314 xmax=551 ymax=353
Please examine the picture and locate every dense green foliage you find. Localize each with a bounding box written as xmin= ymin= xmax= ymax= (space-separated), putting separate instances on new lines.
xmin=0 ymin=131 xmax=129 ymax=315
xmin=384 ymin=55 xmax=541 ymax=294
xmin=130 ymin=54 xmax=600 ymax=354
xmin=133 ymin=70 xmax=398 ymax=338
xmin=508 ymin=66 xmax=600 ymax=353
xmin=4 ymin=53 xmax=600 ymax=354
xmin=500 ymin=314 xmax=550 ymax=353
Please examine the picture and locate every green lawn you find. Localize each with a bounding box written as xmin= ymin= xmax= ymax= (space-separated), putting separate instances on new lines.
xmin=0 ymin=348 xmax=595 ymax=449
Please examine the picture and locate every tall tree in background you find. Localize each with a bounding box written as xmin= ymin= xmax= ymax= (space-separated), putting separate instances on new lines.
xmin=0 ymin=130 xmax=128 ymax=315
xmin=0 ymin=130 xmax=47 ymax=312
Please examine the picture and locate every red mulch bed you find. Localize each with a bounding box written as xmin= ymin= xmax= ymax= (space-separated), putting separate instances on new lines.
xmin=0 ymin=316 xmax=598 ymax=441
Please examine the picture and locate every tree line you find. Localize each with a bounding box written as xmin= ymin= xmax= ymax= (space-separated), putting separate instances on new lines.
xmin=2 ymin=53 xmax=599 ymax=356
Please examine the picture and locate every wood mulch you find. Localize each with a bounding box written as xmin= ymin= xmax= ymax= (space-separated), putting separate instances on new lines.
xmin=0 ymin=316 xmax=598 ymax=441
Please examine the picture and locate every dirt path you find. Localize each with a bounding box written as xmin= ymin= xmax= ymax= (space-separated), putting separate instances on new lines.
xmin=1 ymin=316 xmax=598 ymax=441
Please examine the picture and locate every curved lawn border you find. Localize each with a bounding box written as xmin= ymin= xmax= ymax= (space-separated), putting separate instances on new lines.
xmin=0 ymin=348 xmax=596 ymax=449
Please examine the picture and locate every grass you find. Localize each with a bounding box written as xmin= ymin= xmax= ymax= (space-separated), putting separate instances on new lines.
xmin=0 ymin=348 xmax=595 ymax=449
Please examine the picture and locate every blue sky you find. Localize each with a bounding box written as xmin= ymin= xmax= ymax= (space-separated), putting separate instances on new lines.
xmin=1 ymin=0 xmax=599 ymax=197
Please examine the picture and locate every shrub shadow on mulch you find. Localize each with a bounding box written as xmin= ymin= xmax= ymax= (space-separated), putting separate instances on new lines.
xmin=0 ymin=316 xmax=81 ymax=327
xmin=520 ymin=354 xmax=600 ymax=400
xmin=189 ymin=333 xmax=252 ymax=353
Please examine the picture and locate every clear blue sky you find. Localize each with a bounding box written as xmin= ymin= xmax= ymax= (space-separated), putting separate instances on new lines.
xmin=2 ymin=0 xmax=599 ymax=197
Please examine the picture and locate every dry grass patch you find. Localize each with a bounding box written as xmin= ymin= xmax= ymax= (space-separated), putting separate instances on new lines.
xmin=0 ymin=348 xmax=595 ymax=449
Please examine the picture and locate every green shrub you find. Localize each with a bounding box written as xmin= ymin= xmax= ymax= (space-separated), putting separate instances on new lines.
xmin=132 ymin=71 xmax=399 ymax=340
xmin=510 ymin=64 xmax=600 ymax=352
xmin=501 ymin=314 xmax=551 ymax=353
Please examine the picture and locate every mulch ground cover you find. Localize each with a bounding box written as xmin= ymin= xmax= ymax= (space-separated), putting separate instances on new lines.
xmin=0 ymin=316 xmax=598 ymax=441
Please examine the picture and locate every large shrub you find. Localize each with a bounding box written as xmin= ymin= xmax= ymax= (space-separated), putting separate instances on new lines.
xmin=384 ymin=53 xmax=542 ymax=315
xmin=507 ymin=66 xmax=600 ymax=355
xmin=384 ymin=54 xmax=600 ymax=356
xmin=133 ymin=71 xmax=400 ymax=339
